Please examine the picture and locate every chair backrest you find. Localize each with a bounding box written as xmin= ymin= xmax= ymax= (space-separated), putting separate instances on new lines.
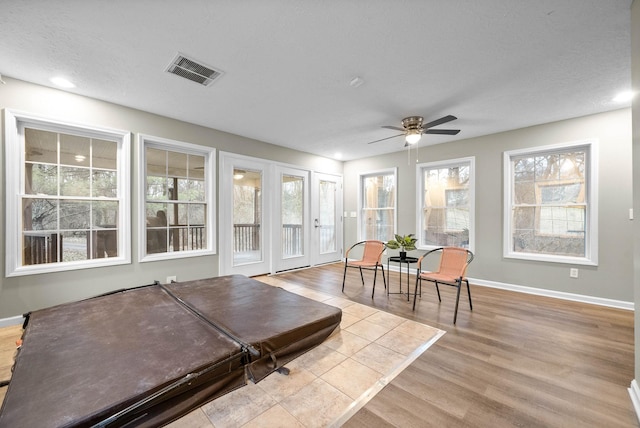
xmin=361 ymin=240 xmax=386 ymax=264
xmin=438 ymin=247 xmax=473 ymax=278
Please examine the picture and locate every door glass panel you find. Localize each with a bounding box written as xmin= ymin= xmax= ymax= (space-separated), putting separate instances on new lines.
xmin=233 ymin=169 xmax=262 ymax=265
xmin=319 ymin=179 xmax=336 ymax=254
xmin=282 ymin=174 xmax=304 ymax=258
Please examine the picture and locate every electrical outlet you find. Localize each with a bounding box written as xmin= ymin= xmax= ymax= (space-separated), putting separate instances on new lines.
xmin=166 ymin=275 xmax=177 ymax=283
xmin=569 ymin=268 xmax=578 ymax=279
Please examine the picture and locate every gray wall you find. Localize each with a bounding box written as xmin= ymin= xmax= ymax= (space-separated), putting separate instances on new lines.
xmin=0 ymin=77 xmax=342 ymax=318
xmin=344 ymin=108 xmax=633 ymax=302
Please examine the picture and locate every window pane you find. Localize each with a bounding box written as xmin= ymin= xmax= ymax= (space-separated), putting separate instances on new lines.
xmin=146 ymin=205 xmax=168 ymax=254
xmin=420 ymin=163 xmax=471 ymax=248
xmin=144 ymin=143 xmax=211 ymax=256
xmin=28 ymin=164 xmax=57 ymax=195
xmin=282 ymin=175 xmax=304 ymax=258
xmin=93 ymin=201 xmax=118 ymax=227
xmin=61 ymin=231 xmax=88 ymax=262
xmin=147 ymin=176 xmax=168 ymax=200
xmin=508 ymin=146 xmax=590 ymax=260
xmin=23 ymin=232 xmax=60 ymax=265
xmin=234 ymin=169 xmax=262 ymax=264
xmin=189 ymin=203 xmax=206 ymax=225
xmin=513 ymin=181 xmax=535 ymax=204
xmin=23 ymin=198 xmax=57 ymax=231
xmin=361 ymin=172 xmax=396 ymax=241
xmin=93 ymin=170 xmax=117 ymax=198
xmin=59 ymin=201 xmax=90 ymax=229
xmin=188 ymin=154 xmax=205 ymax=180
xmin=362 ymin=209 xmax=394 ymax=241
xmin=60 ymin=166 xmax=90 ymax=196
xmin=363 ymin=175 xmax=395 ymax=208
xmin=93 ymin=138 xmax=117 ymax=169
xmin=177 ymin=178 xmax=205 ymax=201
xmin=513 ymin=206 xmax=535 ymax=230
xmin=25 ymin=128 xmax=57 ymax=164
xmin=319 ymin=180 xmax=336 ymax=254
xmin=60 ymin=134 xmax=90 ymax=167
xmin=146 ymin=148 xmax=167 ymax=175
xmin=167 ymin=152 xmax=187 ymax=179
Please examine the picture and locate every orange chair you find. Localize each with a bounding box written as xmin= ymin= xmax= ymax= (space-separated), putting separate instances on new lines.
xmin=342 ymin=240 xmax=387 ymax=298
xmin=413 ymin=247 xmax=474 ymax=324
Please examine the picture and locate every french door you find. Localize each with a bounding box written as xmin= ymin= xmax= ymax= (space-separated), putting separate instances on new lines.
xmin=273 ymin=166 xmax=310 ymax=272
xmin=219 ymin=152 xmax=342 ymax=276
xmin=219 ymin=153 xmax=271 ymax=276
xmin=311 ymin=172 xmax=342 ymax=265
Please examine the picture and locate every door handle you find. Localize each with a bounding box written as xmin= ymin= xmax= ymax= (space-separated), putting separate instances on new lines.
xmin=314 ymin=219 xmax=320 ymax=228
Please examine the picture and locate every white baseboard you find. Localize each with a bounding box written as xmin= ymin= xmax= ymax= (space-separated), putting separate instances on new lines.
xmin=629 ymin=380 xmax=640 ymax=423
xmin=0 ymin=315 xmax=24 ymax=328
xmin=384 ymin=264 xmax=634 ymax=310
xmin=470 ymin=277 xmax=634 ymax=311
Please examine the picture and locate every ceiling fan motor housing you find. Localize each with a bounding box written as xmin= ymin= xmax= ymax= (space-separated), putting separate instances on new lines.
xmin=402 ymin=116 xmax=424 ymax=130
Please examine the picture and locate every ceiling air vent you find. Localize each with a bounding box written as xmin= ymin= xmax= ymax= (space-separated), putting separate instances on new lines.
xmin=165 ymin=54 xmax=223 ymax=87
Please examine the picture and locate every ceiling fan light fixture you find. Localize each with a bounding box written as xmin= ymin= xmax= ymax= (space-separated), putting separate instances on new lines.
xmin=405 ymin=130 xmax=421 ymax=145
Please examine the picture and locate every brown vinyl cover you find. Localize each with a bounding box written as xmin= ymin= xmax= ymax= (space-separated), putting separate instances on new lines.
xmin=166 ymin=275 xmax=343 ymax=382
xmin=0 ymin=275 xmax=341 ymax=427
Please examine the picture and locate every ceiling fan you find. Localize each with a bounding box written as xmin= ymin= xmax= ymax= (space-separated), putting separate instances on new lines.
xmin=368 ymin=115 xmax=460 ymax=146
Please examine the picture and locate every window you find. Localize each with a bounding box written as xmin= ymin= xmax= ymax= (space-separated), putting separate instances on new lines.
xmin=359 ymin=169 xmax=396 ymax=241
xmin=4 ymin=110 xmax=131 ymax=276
xmin=504 ymin=140 xmax=597 ymax=265
xmin=417 ymin=158 xmax=474 ymax=250
xmin=139 ymin=135 xmax=216 ymax=261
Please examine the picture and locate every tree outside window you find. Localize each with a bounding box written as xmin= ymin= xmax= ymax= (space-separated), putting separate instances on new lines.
xmin=418 ymin=158 xmax=474 ymax=249
xmin=504 ymin=141 xmax=596 ymax=265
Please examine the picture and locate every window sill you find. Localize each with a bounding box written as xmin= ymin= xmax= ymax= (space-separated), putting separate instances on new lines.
xmin=503 ymin=251 xmax=597 ymax=266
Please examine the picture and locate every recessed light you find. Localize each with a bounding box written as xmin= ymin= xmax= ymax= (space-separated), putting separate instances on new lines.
xmin=613 ymin=91 xmax=633 ymax=103
xmin=334 ymin=152 xmax=343 ymax=160
xmin=50 ymin=77 xmax=75 ymax=88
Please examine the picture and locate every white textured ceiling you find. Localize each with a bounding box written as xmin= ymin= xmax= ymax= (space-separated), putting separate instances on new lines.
xmin=0 ymin=1 xmax=632 ymax=160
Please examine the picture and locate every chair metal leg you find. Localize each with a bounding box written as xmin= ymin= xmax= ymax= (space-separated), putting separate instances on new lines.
xmin=380 ymin=264 xmax=387 ymax=289
xmin=372 ymin=266 xmax=378 ymax=298
xmin=453 ymin=279 xmax=462 ymax=324
xmin=358 ymin=267 xmax=365 ymax=286
xmin=466 ymin=279 xmax=473 ymax=310
xmin=434 ymin=282 xmax=442 ymax=302
xmin=412 ymin=276 xmax=420 ymax=311
xmin=342 ymin=261 xmax=348 ymax=293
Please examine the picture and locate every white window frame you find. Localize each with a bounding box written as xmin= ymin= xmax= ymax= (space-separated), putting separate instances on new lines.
xmin=416 ymin=157 xmax=475 ymax=252
xmin=503 ymin=139 xmax=598 ymax=265
xmin=4 ymin=109 xmax=131 ymax=276
xmin=138 ymin=134 xmax=216 ymax=262
xmin=357 ymin=168 xmax=397 ymax=241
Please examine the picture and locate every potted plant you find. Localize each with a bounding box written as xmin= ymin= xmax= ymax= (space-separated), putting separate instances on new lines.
xmin=386 ymin=234 xmax=417 ymax=259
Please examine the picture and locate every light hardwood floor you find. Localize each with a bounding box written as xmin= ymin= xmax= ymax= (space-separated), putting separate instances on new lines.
xmin=0 ymin=262 xmax=636 ymax=427
xmin=271 ymin=262 xmax=637 ymax=427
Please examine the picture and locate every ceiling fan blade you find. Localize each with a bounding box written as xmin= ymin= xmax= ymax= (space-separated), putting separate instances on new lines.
xmin=422 ymin=115 xmax=457 ymax=129
xmin=424 ymin=129 xmax=460 ymax=135
xmin=381 ymin=125 xmax=405 ymax=132
xmin=367 ymin=133 xmax=404 ymax=144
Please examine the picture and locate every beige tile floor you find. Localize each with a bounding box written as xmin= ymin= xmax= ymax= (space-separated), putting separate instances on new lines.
xmin=167 ymin=276 xmax=445 ymax=428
